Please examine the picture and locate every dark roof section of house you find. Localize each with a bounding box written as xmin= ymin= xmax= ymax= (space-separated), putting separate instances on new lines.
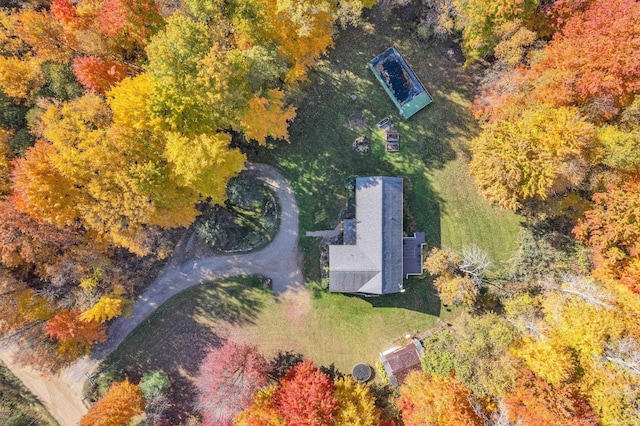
xmin=403 ymin=232 xmax=426 ymax=277
xmin=380 ymin=339 xmax=426 ymax=387
xmin=329 ymin=177 xmax=404 ymax=295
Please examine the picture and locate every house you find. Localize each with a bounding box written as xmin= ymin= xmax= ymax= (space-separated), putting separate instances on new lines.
xmin=328 ymin=176 xmax=425 ymax=295
xmin=380 ymin=339 xmax=426 ymax=387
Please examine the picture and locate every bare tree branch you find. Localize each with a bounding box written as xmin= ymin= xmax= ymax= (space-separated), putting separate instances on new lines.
xmin=604 ymin=337 xmax=640 ymax=376
xmin=543 ymin=274 xmax=615 ymax=310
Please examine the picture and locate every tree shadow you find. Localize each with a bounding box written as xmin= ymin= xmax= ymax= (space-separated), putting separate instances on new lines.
xmin=98 ymin=277 xmax=267 ymax=423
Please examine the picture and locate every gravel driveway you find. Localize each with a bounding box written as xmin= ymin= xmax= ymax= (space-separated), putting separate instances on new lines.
xmin=0 ymin=163 xmax=303 ymax=426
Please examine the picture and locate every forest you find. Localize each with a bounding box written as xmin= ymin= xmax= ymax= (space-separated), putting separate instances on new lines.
xmin=0 ymin=0 xmax=639 ymax=425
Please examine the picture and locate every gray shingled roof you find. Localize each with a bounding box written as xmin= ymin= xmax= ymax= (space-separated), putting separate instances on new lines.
xmin=329 ymin=177 xmax=404 ymax=295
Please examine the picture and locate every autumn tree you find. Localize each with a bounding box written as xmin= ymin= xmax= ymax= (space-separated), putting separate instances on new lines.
xmin=450 ymin=313 xmax=521 ymax=398
xmin=241 ymin=89 xmax=296 ymax=145
xmin=470 ymin=104 xmax=595 ymax=210
xmin=274 ymin=360 xmax=339 ymax=426
xmin=8 ymin=8 xmax=72 ymax=63
xmin=503 ymin=369 xmax=598 ymax=426
xmin=72 ymin=56 xmax=128 ymax=93
xmin=424 ymin=248 xmax=479 ymax=307
xmin=333 ymin=375 xmax=381 ymax=426
xmin=453 ymin=0 xmax=540 ymax=65
xmin=80 ymin=293 xmax=127 ymax=323
xmin=264 ymin=0 xmax=335 ymax=83
xmin=164 ymin=132 xmax=247 ymax=201
xmin=0 ymin=57 xmax=44 ymax=100
xmin=397 ymin=371 xmax=486 ymax=426
xmin=80 ymin=378 xmax=145 ymax=426
xmin=234 ymin=385 xmax=285 ymax=426
xmin=45 ymin=309 xmax=106 ymax=357
xmin=574 ymin=179 xmax=640 ymax=293
xmin=513 ymin=334 xmax=578 ymax=386
xmin=50 ymin=0 xmax=78 ymax=26
xmin=580 ymin=357 xmax=640 ymax=425
xmin=11 ymin=93 xmax=187 ymax=254
xmin=98 ymin=0 xmax=164 ymax=46
xmin=526 ymin=0 xmax=640 ymax=118
xmin=0 ymin=200 xmax=81 ymax=279
xmin=196 ymin=341 xmax=270 ymax=426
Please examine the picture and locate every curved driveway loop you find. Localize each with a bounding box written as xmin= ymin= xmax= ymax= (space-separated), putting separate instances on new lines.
xmin=1 ymin=163 xmax=302 ymax=426
xmin=93 ymin=163 xmax=302 ymax=357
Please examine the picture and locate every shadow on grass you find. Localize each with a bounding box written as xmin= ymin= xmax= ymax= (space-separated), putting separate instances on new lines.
xmin=311 ymin=275 xmax=441 ymax=317
xmin=100 ymin=277 xmax=266 ymax=424
xmin=364 ymin=276 xmax=441 ymax=316
xmin=246 ymin=10 xmax=483 ymax=285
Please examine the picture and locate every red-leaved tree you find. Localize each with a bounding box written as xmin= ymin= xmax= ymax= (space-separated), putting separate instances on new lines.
xmin=98 ymin=0 xmax=163 ymax=45
xmin=72 ymin=56 xmax=128 ymax=94
xmin=50 ymin=0 xmax=78 ymax=26
xmin=274 ymin=360 xmax=339 ymax=426
xmin=196 ymin=341 xmax=269 ymax=426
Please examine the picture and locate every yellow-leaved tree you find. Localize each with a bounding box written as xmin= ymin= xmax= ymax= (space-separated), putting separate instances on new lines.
xmin=80 ymin=294 xmax=128 ymax=323
xmin=333 ymin=376 xmax=381 ymax=426
xmin=164 ymin=132 xmax=246 ymax=202
xmin=0 ymin=57 xmax=44 ymax=100
xmin=470 ymin=104 xmax=595 ymax=210
xmin=513 ymin=334 xmax=577 ymax=386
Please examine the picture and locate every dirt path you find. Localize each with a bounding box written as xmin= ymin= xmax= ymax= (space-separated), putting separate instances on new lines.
xmin=0 ymin=164 xmax=303 ymax=426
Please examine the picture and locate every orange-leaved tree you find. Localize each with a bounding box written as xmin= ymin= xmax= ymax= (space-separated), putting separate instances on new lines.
xmin=574 ymin=179 xmax=640 ymax=293
xmin=397 ymin=371 xmax=486 ymax=426
xmin=503 ymin=369 xmax=598 ymax=426
xmin=72 ymin=56 xmax=128 ymax=93
xmin=241 ymin=89 xmax=296 ymax=145
xmin=274 ymin=360 xmax=339 ymax=426
xmin=80 ymin=378 xmax=145 ymax=426
xmin=45 ymin=309 xmax=106 ymax=357
xmin=527 ymin=0 xmax=640 ymax=119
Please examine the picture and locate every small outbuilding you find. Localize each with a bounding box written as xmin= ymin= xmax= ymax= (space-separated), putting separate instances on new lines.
xmin=380 ymin=338 xmax=426 ymax=387
xmin=369 ymin=47 xmax=433 ymax=119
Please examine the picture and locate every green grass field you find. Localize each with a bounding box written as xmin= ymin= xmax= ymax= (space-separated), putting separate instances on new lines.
xmin=0 ymin=363 xmax=59 ymax=425
xmin=249 ymin=12 xmax=521 ymax=277
xmin=103 ymin=276 xmax=458 ymax=421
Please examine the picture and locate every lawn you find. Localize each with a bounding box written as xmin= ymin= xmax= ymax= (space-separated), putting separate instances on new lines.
xmin=0 ymin=363 xmax=59 ymax=425
xmin=101 ymin=276 xmax=457 ymax=423
xmin=248 ymin=10 xmax=522 ymax=278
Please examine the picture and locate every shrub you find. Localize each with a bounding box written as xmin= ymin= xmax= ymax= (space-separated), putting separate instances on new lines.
xmin=226 ymin=174 xmax=264 ymax=209
xmin=139 ymin=370 xmax=170 ymax=400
